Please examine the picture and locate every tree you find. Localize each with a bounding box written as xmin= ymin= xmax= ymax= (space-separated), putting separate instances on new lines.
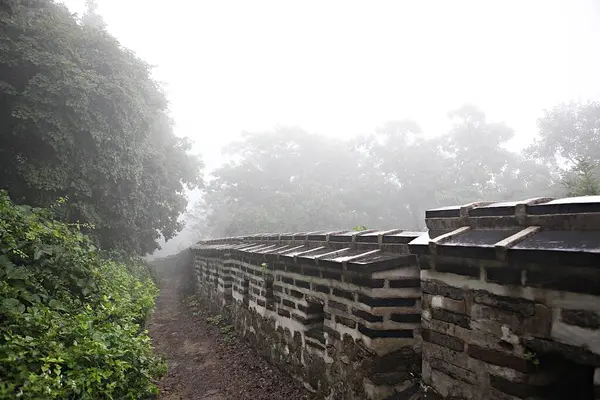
xmin=0 ymin=0 xmax=202 ymax=254
xmin=197 ymin=127 xmax=384 ymax=237
xmin=530 ymin=101 xmax=600 ymax=196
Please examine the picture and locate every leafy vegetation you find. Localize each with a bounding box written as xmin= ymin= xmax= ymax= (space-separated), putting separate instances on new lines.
xmin=188 ymin=101 xmax=600 ymax=239
xmin=0 ymin=192 xmax=165 ymax=399
xmin=0 ymin=0 xmax=202 ymax=255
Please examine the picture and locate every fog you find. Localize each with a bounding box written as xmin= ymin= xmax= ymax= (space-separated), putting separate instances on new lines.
xmin=60 ymin=0 xmax=600 ymax=258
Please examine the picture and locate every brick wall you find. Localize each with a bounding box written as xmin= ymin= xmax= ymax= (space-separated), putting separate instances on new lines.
xmin=190 ymin=195 xmax=600 ymax=400
xmin=411 ymin=196 xmax=600 ymax=400
xmin=191 ymin=230 xmax=424 ymax=400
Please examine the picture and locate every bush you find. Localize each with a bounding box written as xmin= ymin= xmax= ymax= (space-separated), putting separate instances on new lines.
xmin=0 ymin=192 xmax=166 ymax=399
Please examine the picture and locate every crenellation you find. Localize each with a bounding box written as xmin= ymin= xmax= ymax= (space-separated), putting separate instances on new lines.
xmin=190 ymin=195 xmax=600 ymax=399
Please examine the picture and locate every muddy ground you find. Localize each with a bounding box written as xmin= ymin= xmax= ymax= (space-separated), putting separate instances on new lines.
xmin=147 ymin=271 xmax=315 ymax=400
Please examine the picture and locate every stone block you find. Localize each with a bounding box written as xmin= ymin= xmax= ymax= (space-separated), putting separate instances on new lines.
xmin=429 ymin=357 xmax=477 ymax=385
xmin=422 ymin=329 xmax=465 ymax=352
xmin=422 ymin=279 xmax=465 ymax=300
xmin=467 ymin=344 xmax=532 ymax=373
xmin=561 ymin=308 xmax=600 ymax=330
xmin=473 ymin=290 xmax=536 ymax=317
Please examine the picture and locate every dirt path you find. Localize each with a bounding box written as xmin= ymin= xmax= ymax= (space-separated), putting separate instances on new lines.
xmin=147 ymin=273 xmax=314 ymax=400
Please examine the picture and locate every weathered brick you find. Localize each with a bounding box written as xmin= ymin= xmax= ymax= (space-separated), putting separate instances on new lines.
xmin=289 ymin=289 xmax=304 ymax=299
xmin=282 ymin=299 xmax=296 ymax=309
xmin=431 ymin=308 xmax=470 ymax=329
xmin=322 ymin=270 xmax=342 ymax=280
xmin=358 ymin=294 xmax=417 ymax=308
xmin=429 ymin=357 xmax=476 ymax=384
xmin=422 ymin=329 xmax=464 ymax=352
xmin=389 ymin=278 xmax=421 ymax=288
xmin=561 ymin=309 xmax=600 ymax=330
xmin=281 ymin=277 xmax=294 ymax=285
xmin=298 ymin=302 xmax=323 ymax=314
xmin=277 ymin=308 xmax=291 ymax=318
xmin=358 ymin=324 xmax=414 ymax=339
xmin=295 ymin=280 xmax=311 ymax=289
xmin=467 ymin=344 xmax=532 ymax=373
xmin=352 ymin=308 xmax=383 ymax=323
xmin=286 ymin=264 xmax=302 ymax=274
xmin=313 ymin=284 xmax=330 ymax=293
xmin=333 ymin=288 xmax=354 ymax=301
xmin=335 ymin=315 xmax=356 ymax=329
xmin=421 ymin=280 xmax=465 ymax=300
xmin=347 ymin=276 xmax=385 ymax=288
xmin=485 ymin=267 xmax=522 ymax=285
xmin=390 ymin=313 xmax=421 ymax=323
xmin=328 ymin=300 xmax=348 ymax=312
xmin=324 ymin=325 xmax=341 ymax=340
xmin=435 ymin=262 xmax=480 ymax=278
xmin=473 ymin=290 xmax=535 ymax=317
xmin=490 ymin=374 xmax=542 ymax=398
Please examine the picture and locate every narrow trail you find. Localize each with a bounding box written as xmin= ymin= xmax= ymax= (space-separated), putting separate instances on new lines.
xmin=147 ymin=272 xmax=313 ymax=400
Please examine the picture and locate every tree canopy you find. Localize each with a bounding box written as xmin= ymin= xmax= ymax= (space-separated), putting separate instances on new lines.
xmin=192 ymin=102 xmax=598 ymax=238
xmin=0 ymin=0 xmax=202 ymax=255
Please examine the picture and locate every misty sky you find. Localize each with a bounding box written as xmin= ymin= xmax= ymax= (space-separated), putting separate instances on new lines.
xmin=62 ymin=0 xmax=600 ymax=172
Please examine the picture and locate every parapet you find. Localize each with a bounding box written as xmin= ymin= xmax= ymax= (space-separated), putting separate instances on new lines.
xmin=412 ymin=196 xmax=600 ymax=400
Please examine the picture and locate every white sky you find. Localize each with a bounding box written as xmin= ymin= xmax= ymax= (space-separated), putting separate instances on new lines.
xmin=62 ymin=0 xmax=600 ymax=173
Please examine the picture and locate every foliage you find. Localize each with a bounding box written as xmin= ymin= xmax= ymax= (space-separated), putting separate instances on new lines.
xmin=0 ymin=192 xmax=165 ymax=399
xmin=531 ymin=101 xmax=600 ymax=196
xmin=0 ymin=0 xmax=202 ymax=255
xmin=192 ymin=106 xmax=565 ymax=237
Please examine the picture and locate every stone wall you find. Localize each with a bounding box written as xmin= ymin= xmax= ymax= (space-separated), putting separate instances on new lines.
xmin=411 ymin=197 xmax=600 ymax=400
xmin=191 ymin=230 xmax=424 ymax=400
xmin=190 ymin=195 xmax=600 ymax=400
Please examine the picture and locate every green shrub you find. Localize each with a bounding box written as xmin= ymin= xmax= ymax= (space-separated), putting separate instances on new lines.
xmin=0 ymin=192 xmax=166 ymax=399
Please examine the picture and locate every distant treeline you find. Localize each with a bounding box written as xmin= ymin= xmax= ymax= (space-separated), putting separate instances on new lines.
xmin=188 ymin=103 xmax=600 ymax=238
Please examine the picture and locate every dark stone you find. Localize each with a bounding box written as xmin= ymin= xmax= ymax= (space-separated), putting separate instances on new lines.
xmin=390 ymin=313 xmax=421 ymax=324
xmin=306 ymin=328 xmax=326 ymax=344
xmin=289 ymin=289 xmax=304 ymax=299
xmin=303 ymin=267 xmax=320 ymax=277
xmin=358 ymin=294 xmax=417 ymax=308
xmin=295 ymin=280 xmax=311 ymax=289
xmin=332 ymin=288 xmax=354 ymax=301
xmin=328 ymin=300 xmax=348 ymax=312
xmin=282 ymin=299 xmax=296 ymax=309
xmin=256 ymin=298 xmax=266 ymax=307
xmin=561 ymin=308 xmax=600 ymax=330
xmin=323 ymin=311 xmax=332 ymax=320
xmin=274 ymin=263 xmax=286 ymax=271
xmin=346 ymin=276 xmax=385 ymax=288
xmin=313 ymin=284 xmax=330 ymax=293
xmin=286 ymin=264 xmax=302 ymax=274
xmin=277 ymin=308 xmax=291 ymax=318
xmin=370 ymin=371 xmax=409 ymax=385
xmin=266 ymin=302 xmax=276 ymax=311
xmin=431 ymin=308 xmax=470 ymax=329
xmin=358 ymin=324 xmax=414 ymax=339
xmin=485 ymin=267 xmax=522 ymax=285
xmin=371 ymin=347 xmax=418 ymax=373
xmin=422 ymin=329 xmax=464 ymax=352
xmin=389 ymin=278 xmax=421 ymax=288
xmin=322 ymin=270 xmax=342 ymax=280
xmin=298 ymin=302 xmax=323 ymax=314
xmin=467 ymin=344 xmax=532 ymax=373
xmin=281 ymin=277 xmax=294 ymax=285
xmin=473 ymin=290 xmax=536 ymax=317
xmin=524 ymin=337 xmax=600 ymax=367
xmin=335 ymin=315 xmax=357 ymax=329
xmin=305 ymin=340 xmax=326 ymax=351
xmin=352 ymin=308 xmax=383 ymax=323
xmin=435 ymin=262 xmax=481 ymax=278
xmin=383 ymin=382 xmax=420 ymax=400
xmin=430 ymin=357 xmax=475 ymax=384
xmin=323 ymin=325 xmax=341 ymax=340
xmin=490 ymin=374 xmax=542 ymax=398
xmin=421 ymin=280 xmax=465 ymax=300
xmin=526 ymin=268 xmax=600 ymax=295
